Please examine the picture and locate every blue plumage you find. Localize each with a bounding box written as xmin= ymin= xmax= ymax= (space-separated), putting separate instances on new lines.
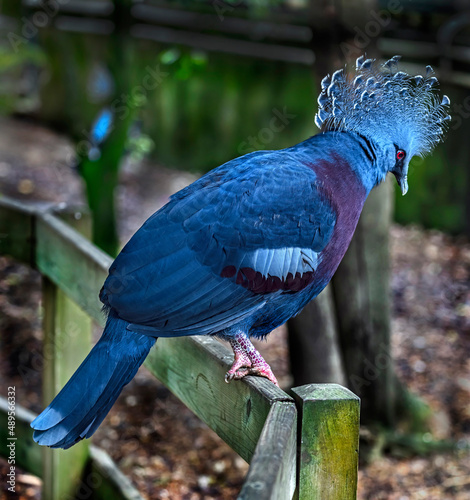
xmin=32 ymin=56 xmax=450 ymax=448
xmin=32 ymin=313 xmax=155 ymax=448
xmin=102 ymin=146 xmax=335 ymax=336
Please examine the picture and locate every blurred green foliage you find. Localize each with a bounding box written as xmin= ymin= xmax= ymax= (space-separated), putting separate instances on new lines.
xmin=144 ymin=49 xmax=315 ymax=172
xmin=394 ymin=144 xmax=465 ymax=234
xmin=38 ymin=33 xmax=316 ymax=173
xmin=394 ymin=85 xmax=469 ymax=235
xmin=0 ymin=44 xmax=45 ymax=113
xmin=33 ymin=28 xmax=315 ymax=254
xmin=0 ymin=0 xmax=468 ymax=241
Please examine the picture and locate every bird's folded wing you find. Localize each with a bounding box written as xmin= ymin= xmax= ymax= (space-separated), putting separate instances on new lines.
xmin=101 ymin=152 xmax=336 ymax=336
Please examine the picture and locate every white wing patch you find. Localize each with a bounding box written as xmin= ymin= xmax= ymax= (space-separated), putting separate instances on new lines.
xmin=221 ymin=247 xmax=319 ymax=293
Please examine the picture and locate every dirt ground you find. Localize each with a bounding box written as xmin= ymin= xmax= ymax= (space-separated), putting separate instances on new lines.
xmin=0 ymin=117 xmax=469 ymax=499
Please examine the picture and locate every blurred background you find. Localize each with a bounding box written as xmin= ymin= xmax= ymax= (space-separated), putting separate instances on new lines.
xmin=0 ymin=0 xmax=469 ymax=498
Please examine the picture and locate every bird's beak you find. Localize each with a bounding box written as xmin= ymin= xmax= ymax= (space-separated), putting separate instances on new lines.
xmin=392 ymin=164 xmax=409 ymax=196
xmin=395 ymin=173 xmax=408 ymax=196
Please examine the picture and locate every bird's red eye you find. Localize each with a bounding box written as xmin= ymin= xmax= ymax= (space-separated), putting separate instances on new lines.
xmin=396 ymin=150 xmax=406 ymax=161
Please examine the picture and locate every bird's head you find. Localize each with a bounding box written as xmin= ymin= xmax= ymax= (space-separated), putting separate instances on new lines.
xmin=315 ymin=55 xmax=451 ymax=195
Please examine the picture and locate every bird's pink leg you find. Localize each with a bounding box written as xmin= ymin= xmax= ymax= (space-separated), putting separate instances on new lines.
xmin=225 ymin=332 xmax=279 ymax=387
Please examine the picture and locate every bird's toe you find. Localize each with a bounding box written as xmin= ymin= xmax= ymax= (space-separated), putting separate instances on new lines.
xmin=248 ymin=364 xmax=280 ymax=387
xmin=225 ymin=366 xmax=251 ymax=383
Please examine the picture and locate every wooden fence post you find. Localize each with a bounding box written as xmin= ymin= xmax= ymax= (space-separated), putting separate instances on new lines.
xmin=238 ymin=401 xmax=297 ymax=500
xmin=41 ymin=278 xmax=92 ymax=500
xmin=292 ymin=384 xmax=360 ymax=500
xmin=0 ymin=198 xmax=362 ymax=500
xmin=40 ymin=209 xmax=93 ymax=500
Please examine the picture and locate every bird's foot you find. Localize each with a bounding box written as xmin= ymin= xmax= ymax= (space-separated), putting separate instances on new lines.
xmin=224 ymin=348 xmax=252 ymax=382
xmin=224 ymin=332 xmax=279 ymax=387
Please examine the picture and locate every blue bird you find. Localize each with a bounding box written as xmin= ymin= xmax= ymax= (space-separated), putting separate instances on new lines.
xmin=31 ymin=56 xmax=450 ymax=449
xmin=87 ymin=108 xmax=114 ymax=161
xmin=90 ymin=108 xmax=113 ymax=146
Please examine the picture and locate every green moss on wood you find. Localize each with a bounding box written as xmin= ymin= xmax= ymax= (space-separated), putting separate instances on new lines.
xmin=293 ymin=384 xmax=360 ymax=500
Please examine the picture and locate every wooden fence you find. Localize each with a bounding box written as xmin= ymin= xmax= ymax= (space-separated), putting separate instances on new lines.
xmin=0 ymin=196 xmax=360 ymax=500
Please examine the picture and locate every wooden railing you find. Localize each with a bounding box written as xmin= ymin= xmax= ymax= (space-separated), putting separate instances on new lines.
xmin=0 ymin=196 xmax=360 ymax=500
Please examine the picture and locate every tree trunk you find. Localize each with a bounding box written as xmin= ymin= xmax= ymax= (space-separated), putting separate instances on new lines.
xmin=288 ymin=180 xmax=398 ymax=426
xmin=79 ymin=0 xmax=135 ymax=257
xmin=331 ymin=178 xmax=396 ymax=425
xmin=287 ymin=285 xmax=346 ymax=386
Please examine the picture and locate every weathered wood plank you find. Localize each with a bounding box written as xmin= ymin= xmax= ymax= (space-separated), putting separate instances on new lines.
xmin=39 ymin=203 xmax=93 ymax=500
xmin=31 ymin=209 xmax=294 ymax=464
xmin=292 ymin=384 xmax=360 ymax=500
xmin=0 ymin=197 xmax=36 ymax=264
xmin=0 ymin=398 xmax=144 ymax=500
xmin=41 ymin=277 xmax=92 ymax=500
xmin=146 ymin=337 xmax=292 ymax=463
xmin=35 ymin=212 xmax=111 ymax=326
xmin=0 ymin=396 xmax=42 ymax=478
xmin=5 ymin=199 xmax=297 ymax=474
xmin=238 ymin=401 xmax=297 ymax=500
xmin=52 ymin=205 xmax=92 ymax=241
xmin=87 ymin=446 xmax=144 ymax=500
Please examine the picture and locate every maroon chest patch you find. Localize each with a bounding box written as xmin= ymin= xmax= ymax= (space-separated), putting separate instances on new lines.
xmin=309 ymin=153 xmax=367 ymax=280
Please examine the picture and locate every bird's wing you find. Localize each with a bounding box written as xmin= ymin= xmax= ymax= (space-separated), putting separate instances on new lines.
xmin=101 ymin=151 xmax=336 ymax=336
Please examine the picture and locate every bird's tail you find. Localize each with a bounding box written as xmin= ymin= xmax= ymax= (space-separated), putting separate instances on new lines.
xmin=31 ymin=312 xmax=156 ymax=449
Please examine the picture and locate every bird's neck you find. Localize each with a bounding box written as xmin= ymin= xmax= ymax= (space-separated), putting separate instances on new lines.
xmin=328 ymin=131 xmax=388 ymax=194
xmin=290 ymin=131 xmax=388 ymax=194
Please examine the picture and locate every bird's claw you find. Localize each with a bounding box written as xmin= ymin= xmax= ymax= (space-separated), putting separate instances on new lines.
xmin=225 ymin=365 xmax=251 ymax=383
xmin=225 ymin=332 xmax=280 ymax=387
xmin=247 ymin=364 xmax=279 ymax=387
xmin=224 ymin=363 xmax=279 ymax=387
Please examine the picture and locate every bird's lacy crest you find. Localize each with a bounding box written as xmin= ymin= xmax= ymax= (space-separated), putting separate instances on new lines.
xmin=315 ymin=55 xmax=451 ymax=158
